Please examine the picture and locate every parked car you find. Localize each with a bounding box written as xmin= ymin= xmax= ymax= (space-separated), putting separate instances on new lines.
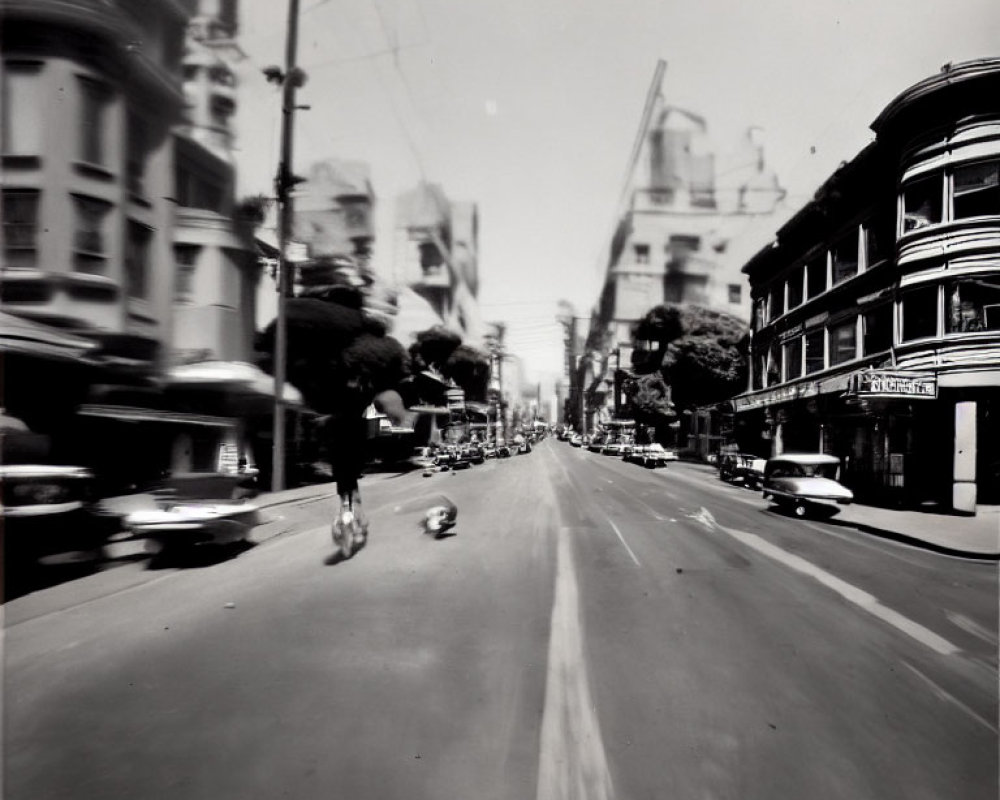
xmin=1 ymin=418 xmax=114 ymax=589
xmin=1 ymin=464 xmax=108 ymax=569
xmin=761 ymin=453 xmax=854 ymax=517
xmin=569 ymin=434 xmax=583 ymax=447
xmin=124 ymin=498 xmax=260 ymax=554
xmin=602 ymin=440 xmax=625 ymax=456
xmin=719 ymin=452 xmax=765 ymax=488
xmin=623 ymin=443 xmax=672 ymax=468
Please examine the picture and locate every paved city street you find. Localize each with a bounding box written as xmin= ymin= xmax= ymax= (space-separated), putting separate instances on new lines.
xmin=5 ymin=439 xmax=997 ymax=800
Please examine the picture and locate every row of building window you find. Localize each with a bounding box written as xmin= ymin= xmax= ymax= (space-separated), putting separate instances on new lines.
xmin=755 ymin=213 xmax=893 ymax=328
xmin=753 ymin=275 xmax=1000 ymax=389
xmin=903 ymin=158 xmax=1000 ymax=231
xmin=755 ymin=156 xmax=1000 ymax=330
xmin=3 ymin=63 xmax=232 ymax=203
xmin=3 ymin=64 xmax=154 ymax=197
xmin=2 ymin=189 xmax=151 ymax=299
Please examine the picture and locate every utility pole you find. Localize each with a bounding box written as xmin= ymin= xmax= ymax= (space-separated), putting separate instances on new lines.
xmin=487 ymin=322 xmax=506 ymax=444
xmin=270 ymin=0 xmax=304 ymax=492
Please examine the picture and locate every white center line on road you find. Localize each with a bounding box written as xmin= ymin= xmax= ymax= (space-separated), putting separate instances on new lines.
xmin=537 ymin=526 xmax=615 ymax=800
xmin=901 ymin=661 xmax=999 ymax=734
xmin=691 ymin=507 xmax=962 ymax=657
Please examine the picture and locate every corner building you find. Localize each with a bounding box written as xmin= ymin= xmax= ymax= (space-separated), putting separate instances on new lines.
xmin=734 ymin=59 xmax=1000 ymax=514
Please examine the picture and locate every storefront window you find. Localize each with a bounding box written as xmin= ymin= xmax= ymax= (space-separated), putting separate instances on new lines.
xmin=806 ymin=256 xmax=826 ymax=299
xmin=805 ymin=329 xmax=825 ymax=374
xmin=946 ymin=277 xmax=1000 ymax=333
xmin=785 ymin=337 xmax=803 ymax=380
xmin=863 ymin=304 xmax=893 ymax=355
xmin=831 ymin=233 xmax=859 ymax=285
xmin=787 ymin=266 xmax=804 ymax=309
xmin=902 ymin=174 xmax=942 ymax=233
xmin=829 ymin=316 xmax=857 ymax=365
xmin=953 ymin=160 xmax=1000 ymax=220
xmin=901 ymin=285 xmax=938 ymax=341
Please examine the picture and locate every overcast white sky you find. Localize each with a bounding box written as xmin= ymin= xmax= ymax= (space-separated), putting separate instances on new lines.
xmin=233 ymin=0 xmax=1000 ymax=383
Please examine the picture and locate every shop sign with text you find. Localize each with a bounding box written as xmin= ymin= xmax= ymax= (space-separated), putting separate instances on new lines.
xmin=847 ymin=370 xmax=937 ymax=399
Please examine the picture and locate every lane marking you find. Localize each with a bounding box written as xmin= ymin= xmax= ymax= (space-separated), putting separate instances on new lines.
xmin=606 ymin=518 xmax=641 ymax=567
xmin=901 ymin=661 xmax=999 ymax=733
xmin=547 ymin=445 xmax=642 ymax=568
xmin=693 ymin=507 xmax=961 ymax=657
xmin=537 ymin=526 xmax=615 ymax=800
xmin=946 ymin=612 xmax=1000 ymax=647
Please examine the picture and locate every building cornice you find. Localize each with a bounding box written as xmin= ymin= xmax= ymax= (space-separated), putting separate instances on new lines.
xmin=872 ymin=58 xmax=1000 ymax=136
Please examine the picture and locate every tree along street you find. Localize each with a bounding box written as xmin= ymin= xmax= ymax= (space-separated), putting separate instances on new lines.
xmin=5 ymin=440 xmax=997 ymax=799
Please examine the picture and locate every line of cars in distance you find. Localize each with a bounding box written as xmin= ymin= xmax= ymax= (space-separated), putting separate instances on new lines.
xmin=555 ymin=425 xmax=854 ymax=519
xmin=412 ymin=430 xmax=539 ymax=473
xmin=557 ymin=428 xmax=678 ymax=469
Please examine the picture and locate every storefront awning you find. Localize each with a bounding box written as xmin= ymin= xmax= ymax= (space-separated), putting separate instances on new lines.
xmin=0 ymin=311 xmax=97 ymax=363
xmin=77 ymin=405 xmax=235 ymax=427
xmin=164 ymin=361 xmax=303 ymax=406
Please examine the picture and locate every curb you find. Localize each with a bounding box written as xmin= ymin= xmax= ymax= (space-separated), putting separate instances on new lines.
xmin=821 ymin=514 xmax=1000 ymax=561
xmin=668 ymin=461 xmax=1000 ymax=561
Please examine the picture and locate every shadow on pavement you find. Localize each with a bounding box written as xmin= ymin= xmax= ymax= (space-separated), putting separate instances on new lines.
xmin=146 ymin=540 xmax=257 ymax=571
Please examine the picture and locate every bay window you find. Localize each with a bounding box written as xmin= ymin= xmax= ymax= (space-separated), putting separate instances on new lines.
xmin=953 ymin=160 xmax=1000 ymax=220
xmin=946 ymin=277 xmax=1000 ymax=333
xmin=902 ymin=174 xmax=943 ymax=233
xmin=862 ymin=304 xmax=893 ymax=355
xmin=901 ymin=285 xmax=938 ymax=341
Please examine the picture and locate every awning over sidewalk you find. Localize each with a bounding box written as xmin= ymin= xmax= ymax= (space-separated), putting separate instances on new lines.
xmin=0 ymin=311 xmax=97 ymax=363
xmin=77 ymin=404 xmax=236 ymax=428
xmin=164 ymin=361 xmax=304 ymax=407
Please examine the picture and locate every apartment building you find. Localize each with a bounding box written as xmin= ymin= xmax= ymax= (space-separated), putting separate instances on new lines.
xmin=734 ymin=59 xmax=1000 ymax=514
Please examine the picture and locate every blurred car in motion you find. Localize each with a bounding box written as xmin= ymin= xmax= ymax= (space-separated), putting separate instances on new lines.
xmin=2 ymin=464 xmax=108 ymax=567
xmin=761 ymin=453 xmax=853 ymax=517
xmin=1 ymin=417 xmax=112 ymax=589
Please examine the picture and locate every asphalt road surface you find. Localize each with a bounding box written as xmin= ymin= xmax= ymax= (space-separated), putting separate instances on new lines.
xmin=5 ymin=439 xmax=997 ymax=799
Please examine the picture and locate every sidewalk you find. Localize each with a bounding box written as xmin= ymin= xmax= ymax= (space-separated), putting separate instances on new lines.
xmin=676 ymin=460 xmax=1000 ymax=559
xmin=829 ymin=502 xmax=1000 ymax=560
